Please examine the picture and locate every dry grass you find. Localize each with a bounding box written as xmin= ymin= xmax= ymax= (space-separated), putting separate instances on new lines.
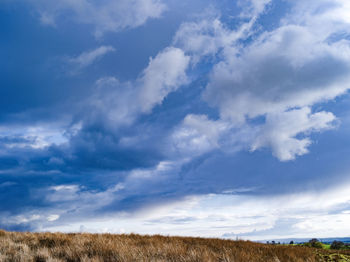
xmin=0 ymin=230 xmax=349 ymax=261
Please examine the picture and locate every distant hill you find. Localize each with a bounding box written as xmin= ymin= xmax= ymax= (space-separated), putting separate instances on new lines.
xmin=262 ymin=237 xmax=350 ymax=244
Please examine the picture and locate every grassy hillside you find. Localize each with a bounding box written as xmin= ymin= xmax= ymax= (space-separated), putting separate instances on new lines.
xmin=0 ymin=230 xmax=349 ymax=261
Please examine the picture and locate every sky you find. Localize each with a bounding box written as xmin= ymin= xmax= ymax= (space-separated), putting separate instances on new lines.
xmin=1 ymin=0 xmax=350 ymax=240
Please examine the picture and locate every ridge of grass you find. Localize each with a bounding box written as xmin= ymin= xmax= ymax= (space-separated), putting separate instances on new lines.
xmin=0 ymin=230 xmax=349 ymax=261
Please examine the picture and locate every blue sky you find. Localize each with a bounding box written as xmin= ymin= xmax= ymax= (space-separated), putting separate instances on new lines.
xmin=1 ymin=0 xmax=350 ymax=240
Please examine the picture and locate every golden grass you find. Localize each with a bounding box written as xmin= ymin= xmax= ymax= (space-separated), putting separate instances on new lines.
xmin=0 ymin=230 xmax=349 ymax=261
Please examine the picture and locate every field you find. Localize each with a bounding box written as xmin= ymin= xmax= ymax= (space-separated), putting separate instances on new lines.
xmin=0 ymin=230 xmax=350 ymax=262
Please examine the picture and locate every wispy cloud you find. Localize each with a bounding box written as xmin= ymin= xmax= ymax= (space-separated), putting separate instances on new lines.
xmin=15 ymin=180 xmax=350 ymax=240
xmin=67 ymin=46 xmax=115 ymax=72
xmin=28 ymin=0 xmax=166 ymax=37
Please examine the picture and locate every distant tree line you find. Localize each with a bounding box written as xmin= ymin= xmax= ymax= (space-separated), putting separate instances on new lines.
xmin=266 ymin=238 xmax=350 ymax=250
xmin=330 ymin=240 xmax=350 ymax=250
xmin=302 ymin=239 xmax=350 ymax=250
xmin=301 ymin=238 xmax=323 ymax=248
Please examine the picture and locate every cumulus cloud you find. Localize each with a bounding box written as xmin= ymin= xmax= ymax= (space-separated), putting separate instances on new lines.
xmin=286 ymin=0 xmax=350 ymax=28
xmin=251 ymin=108 xmax=336 ymax=161
xmin=171 ymin=114 xmax=230 ymax=156
xmin=89 ymin=47 xmax=190 ymax=126
xmin=173 ymin=0 xmax=272 ymax=62
xmin=172 ymin=0 xmax=350 ymax=161
xmin=174 ymin=19 xmax=237 ymax=61
xmin=138 ymin=47 xmax=190 ymax=113
xmin=173 ymin=11 xmax=266 ymax=62
xmin=27 ymin=0 xmax=166 ymax=36
xmin=203 ymin=24 xmax=350 ymax=123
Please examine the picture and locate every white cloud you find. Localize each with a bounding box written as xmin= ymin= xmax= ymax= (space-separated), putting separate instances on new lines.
xmin=251 ymin=107 xmax=336 ymax=161
xmin=91 ymin=47 xmax=190 ymax=126
xmin=204 ymin=24 xmax=350 ymax=123
xmin=47 ymin=214 xmax=60 ymax=222
xmin=238 ymin=0 xmax=272 ymax=18
xmin=171 ymin=114 xmax=230 ymax=156
xmin=174 ymin=19 xmax=237 ymax=61
xmin=174 ymin=16 xmax=261 ymax=62
xmin=171 ymin=0 xmax=350 ymax=161
xmin=173 ymin=0 xmax=271 ymax=63
xmin=47 ymin=185 xmax=81 ymax=202
xmin=27 ymin=0 xmax=166 ymax=37
xmin=170 ymin=108 xmax=336 ymax=161
xmin=0 ymin=125 xmax=67 ymax=149
xmin=286 ymin=0 xmax=350 ymax=27
xmin=33 ymin=181 xmax=350 ymax=240
xmin=138 ymin=47 xmax=190 ymax=113
xmin=67 ymin=46 xmax=115 ymax=71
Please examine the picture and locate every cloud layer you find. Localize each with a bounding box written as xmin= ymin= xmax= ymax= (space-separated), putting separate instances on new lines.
xmin=1 ymin=0 xmax=350 ymax=238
